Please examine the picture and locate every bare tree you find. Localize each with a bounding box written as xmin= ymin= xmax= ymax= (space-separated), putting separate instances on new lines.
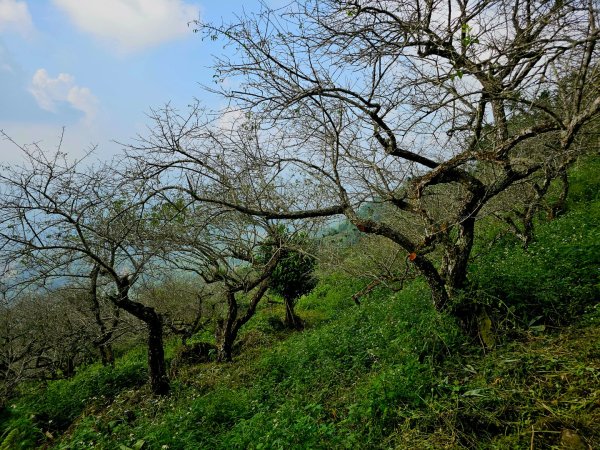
xmin=491 ymin=164 xmax=568 ymax=247
xmin=0 ymin=140 xmax=172 ymax=394
xmin=126 ymin=0 xmax=599 ymax=329
xmin=0 ymin=295 xmax=58 ymax=404
xmin=0 ymin=285 xmax=126 ymax=405
xmin=155 ymin=199 xmax=284 ymax=362
xmin=140 ymin=275 xmax=214 ymax=347
xmin=319 ymin=231 xmax=419 ymax=304
xmin=85 ymin=266 xmax=122 ymax=366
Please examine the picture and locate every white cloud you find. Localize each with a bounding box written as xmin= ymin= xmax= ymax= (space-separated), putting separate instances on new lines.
xmin=216 ymin=107 xmax=245 ymax=131
xmin=53 ymin=0 xmax=200 ymax=53
xmin=67 ymin=86 xmax=98 ymax=122
xmin=29 ymin=69 xmax=98 ymax=124
xmin=0 ymin=0 xmax=34 ymax=36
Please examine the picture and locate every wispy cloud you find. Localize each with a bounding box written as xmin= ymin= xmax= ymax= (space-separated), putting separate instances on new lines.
xmin=53 ymin=0 xmax=200 ymax=54
xmin=0 ymin=0 xmax=34 ymax=37
xmin=29 ymin=69 xmax=98 ymax=124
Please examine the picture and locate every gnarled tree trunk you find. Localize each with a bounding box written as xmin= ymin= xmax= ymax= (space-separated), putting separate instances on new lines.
xmin=215 ymin=281 xmax=270 ymax=362
xmin=283 ymin=296 xmax=304 ymax=330
xmin=112 ymin=277 xmax=169 ymax=395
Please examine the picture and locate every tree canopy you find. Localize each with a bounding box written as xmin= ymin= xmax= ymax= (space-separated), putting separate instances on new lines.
xmin=124 ymin=0 xmax=600 ymax=327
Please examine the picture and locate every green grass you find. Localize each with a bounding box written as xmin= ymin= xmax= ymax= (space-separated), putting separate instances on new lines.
xmin=40 ymin=277 xmax=599 ymax=450
xmin=0 ymin=347 xmax=148 ymax=449
xmin=469 ymin=157 xmax=600 ymax=331
xmin=50 ymin=280 xmax=461 ymax=449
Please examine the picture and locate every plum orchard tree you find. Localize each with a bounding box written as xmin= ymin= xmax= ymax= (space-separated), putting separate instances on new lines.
xmin=139 ymin=275 xmax=215 ymax=347
xmin=0 ymin=293 xmax=99 ymax=403
xmin=0 ymin=141 xmax=174 ymax=395
xmin=0 ymin=280 xmax=137 ymax=405
xmin=127 ymin=0 xmax=600 ymax=330
xmin=155 ymin=199 xmax=285 ymax=362
xmin=208 ymin=0 xmax=600 ymax=316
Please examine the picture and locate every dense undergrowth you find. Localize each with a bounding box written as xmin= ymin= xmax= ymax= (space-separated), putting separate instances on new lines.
xmin=1 ymin=158 xmax=599 ymax=449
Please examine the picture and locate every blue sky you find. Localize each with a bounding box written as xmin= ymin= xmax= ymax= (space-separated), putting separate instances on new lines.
xmin=0 ymin=0 xmax=272 ymax=163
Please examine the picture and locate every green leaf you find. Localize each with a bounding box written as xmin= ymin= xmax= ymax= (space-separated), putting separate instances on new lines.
xmin=463 ymin=389 xmax=486 ymax=397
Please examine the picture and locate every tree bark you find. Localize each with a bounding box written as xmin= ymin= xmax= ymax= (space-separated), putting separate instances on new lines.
xmin=441 ymin=217 xmax=476 ymax=297
xmin=549 ymin=169 xmax=569 ymax=219
xmin=146 ymin=313 xmax=169 ymax=395
xmin=284 ymin=296 xmax=304 ymax=330
xmin=215 ymin=281 xmax=270 ymax=362
xmin=410 ymin=255 xmax=450 ymax=311
xmin=216 ymin=329 xmax=234 ymax=363
xmin=112 ymin=278 xmax=169 ymax=395
xmin=89 ymin=266 xmax=116 ymax=366
xmin=99 ymin=345 xmax=114 ymax=367
xmin=216 ymin=291 xmax=238 ymax=362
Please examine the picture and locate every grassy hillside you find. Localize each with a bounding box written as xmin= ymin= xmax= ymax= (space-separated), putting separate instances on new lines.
xmin=1 ymin=158 xmax=599 ymax=449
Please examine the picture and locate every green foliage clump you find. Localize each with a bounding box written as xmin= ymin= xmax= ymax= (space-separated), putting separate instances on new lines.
xmin=268 ymin=246 xmax=317 ymax=303
xmin=258 ymin=229 xmax=317 ymax=302
xmin=0 ymin=412 xmax=41 ymax=450
xmin=259 ymin=228 xmax=318 ymax=328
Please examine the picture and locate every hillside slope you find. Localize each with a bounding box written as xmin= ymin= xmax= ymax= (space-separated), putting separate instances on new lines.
xmin=1 ymin=158 xmax=598 ymax=449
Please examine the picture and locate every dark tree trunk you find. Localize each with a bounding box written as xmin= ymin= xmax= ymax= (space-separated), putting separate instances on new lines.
xmin=283 ymin=296 xmax=304 ymax=330
xmin=521 ymin=212 xmax=535 ymax=248
xmin=411 ymin=255 xmax=450 ymax=311
xmin=215 ymin=282 xmax=270 ymax=362
xmin=147 ymin=314 xmax=169 ymax=395
xmin=441 ymin=217 xmax=475 ymax=297
xmin=410 ymin=216 xmax=482 ymax=334
xmin=89 ymin=265 xmax=116 ymax=366
xmin=549 ymin=168 xmax=569 ymax=219
xmin=216 ymin=291 xmax=237 ymax=362
xmin=216 ymin=329 xmax=235 ymax=363
xmin=63 ymin=356 xmax=75 ymax=378
xmin=111 ymin=278 xmax=169 ymax=395
xmin=99 ymin=345 xmax=115 ymax=367
xmin=440 ymin=217 xmax=481 ymax=333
